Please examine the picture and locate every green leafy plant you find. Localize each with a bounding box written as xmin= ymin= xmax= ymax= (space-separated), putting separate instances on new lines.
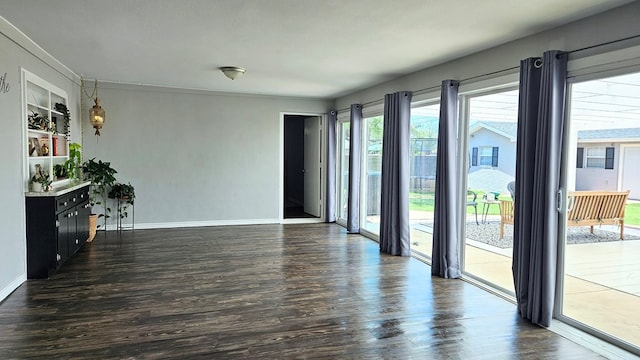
xmin=83 ymin=158 xmax=118 ymax=228
xmin=53 ymin=164 xmax=68 ymax=179
xmin=27 ymin=111 xmax=50 ymax=131
xmin=108 ymin=182 xmax=135 ymax=219
xmin=54 ymin=103 xmax=71 ymax=136
xmin=61 ymin=142 xmax=82 ymax=181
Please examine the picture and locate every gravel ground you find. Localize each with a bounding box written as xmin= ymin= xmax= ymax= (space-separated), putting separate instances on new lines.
xmin=462 ymin=221 xmax=638 ymax=248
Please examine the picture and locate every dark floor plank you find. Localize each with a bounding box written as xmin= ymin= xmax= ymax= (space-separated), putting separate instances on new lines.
xmin=0 ymin=224 xmax=604 ymax=359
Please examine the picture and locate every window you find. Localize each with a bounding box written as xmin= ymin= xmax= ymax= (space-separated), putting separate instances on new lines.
xmin=582 ymin=146 xmax=614 ymax=169
xmin=471 ymin=146 xmax=499 ymax=167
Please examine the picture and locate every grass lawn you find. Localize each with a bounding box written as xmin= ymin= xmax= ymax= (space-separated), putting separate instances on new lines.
xmin=625 ymin=203 xmax=640 ymax=226
xmin=409 ymin=192 xmax=640 ymax=226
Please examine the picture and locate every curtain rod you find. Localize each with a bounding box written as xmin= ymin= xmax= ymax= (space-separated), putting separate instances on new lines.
xmin=335 ymin=33 xmax=640 ymax=114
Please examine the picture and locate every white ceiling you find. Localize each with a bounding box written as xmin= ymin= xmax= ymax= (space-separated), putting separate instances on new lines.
xmin=0 ymin=0 xmax=633 ymax=99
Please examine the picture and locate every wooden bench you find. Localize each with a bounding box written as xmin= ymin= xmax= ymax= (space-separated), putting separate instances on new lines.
xmin=500 ymin=190 xmax=630 ymax=240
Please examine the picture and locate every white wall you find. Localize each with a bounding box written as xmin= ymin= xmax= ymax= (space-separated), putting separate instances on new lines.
xmin=81 ymin=84 xmax=332 ymax=228
xmin=0 ymin=18 xmax=81 ymax=301
xmin=335 ymin=2 xmax=640 ymax=110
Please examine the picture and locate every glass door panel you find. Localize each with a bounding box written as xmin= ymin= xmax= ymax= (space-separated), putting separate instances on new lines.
xmin=463 ymin=89 xmax=519 ymax=293
xmin=337 ymin=122 xmax=350 ymax=223
xmin=362 ymin=116 xmax=383 ymax=234
xmin=561 ymin=72 xmax=640 ymax=348
xmin=409 ymin=104 xmax=439 ymax=258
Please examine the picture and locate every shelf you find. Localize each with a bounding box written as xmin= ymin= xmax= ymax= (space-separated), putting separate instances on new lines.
xmin=27 ymin=102 xmax=48 ymax=112
xmin=23 ymin=69 xmax=70 ymax=192
xmin=27 ymin=129 xmax=50 ymax=135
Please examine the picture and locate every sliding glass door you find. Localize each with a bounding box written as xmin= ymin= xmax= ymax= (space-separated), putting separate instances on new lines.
xmin=408 ymin=103 xmax=440 ymax=258
xmin=362 ymin=115 xmax=383 ymax=235
xmin=336 ymin=121 xmax=350 ymax=225
xmin=559 ymin=71 xmax=640 ymax=349
xmin=461 ymin=88 xmax=519 ymax=293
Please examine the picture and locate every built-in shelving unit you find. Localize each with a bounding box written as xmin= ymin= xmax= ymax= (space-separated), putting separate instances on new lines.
xmin=22 ymin=69 xmax=70 ymax=191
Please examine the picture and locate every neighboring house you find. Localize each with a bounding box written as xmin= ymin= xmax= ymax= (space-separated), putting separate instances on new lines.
xmin=469 ymin=123 xmax=640 ymax=200
xmin=576 ymin=128 xmax=640 ymax=200
xmin=468 ymin=121 xmax=517 ymax=177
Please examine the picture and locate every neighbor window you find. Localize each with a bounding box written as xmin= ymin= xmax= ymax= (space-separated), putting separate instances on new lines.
xmin=580 ymin=146 xmax=614 ymax=169
xmin=471 ymin=146 xmax=498 ymax=167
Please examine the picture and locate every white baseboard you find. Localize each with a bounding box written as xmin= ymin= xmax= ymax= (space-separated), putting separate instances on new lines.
xmin=0 ymin=274 xmax=26 ymax=303
xmin=106 ymin=218 xmax=281 ymax=230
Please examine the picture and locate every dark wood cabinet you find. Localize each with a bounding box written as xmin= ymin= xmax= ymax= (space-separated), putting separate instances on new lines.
xmin=26 ymin=183 xmax=91 ymax=279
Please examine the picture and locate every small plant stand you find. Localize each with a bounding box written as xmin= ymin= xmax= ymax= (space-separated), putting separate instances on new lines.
xmin=115 ymin=197 xmax=134 ymax=231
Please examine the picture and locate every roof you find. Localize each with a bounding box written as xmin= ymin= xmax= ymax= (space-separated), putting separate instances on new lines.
xmin=469 ymin=121 xmax=518 ymax=141
xmin=471 ymin=122 xmax=640 ymax=144
xmin=577 ymin=128 xmax=640 ymax=142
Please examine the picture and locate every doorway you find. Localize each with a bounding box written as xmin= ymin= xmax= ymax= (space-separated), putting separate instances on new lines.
xmin=283 ymin=114 xmax=322 ymax=219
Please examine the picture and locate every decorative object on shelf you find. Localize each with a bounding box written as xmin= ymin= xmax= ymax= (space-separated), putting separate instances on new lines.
xmin=40 ymin=142 xmax=49 ymax=156
xmin=108 ymin=182 xmax=135 ymax=220
xmin=28 ymin=111 xmax=49 ymax=131
xmin=220 ymin=66 xmax=246 ymax=80
xmin=30 ymin=164 xmax=52 ymax=192
xmin=54 ymin=103 xmax=71 ymax=136
xmin=81 ymin=77 xmax=106 ymax=136
xmin=61 ymin=142 xmax=82 ymax=181
xmin=28 ymin=137 xmax=41 ymax=156
xmin=82 ymin=158 xmax=117 ymax=229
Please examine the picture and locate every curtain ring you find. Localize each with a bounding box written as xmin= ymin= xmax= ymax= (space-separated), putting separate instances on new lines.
xmin=534 ymin=58 xmax=543 ymax=68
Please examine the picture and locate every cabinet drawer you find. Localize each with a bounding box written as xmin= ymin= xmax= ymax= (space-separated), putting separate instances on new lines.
xmin=56 ymin=194 xmax=75 ymax=213
xmin=56 ymin=188 xmax=88 ymax=213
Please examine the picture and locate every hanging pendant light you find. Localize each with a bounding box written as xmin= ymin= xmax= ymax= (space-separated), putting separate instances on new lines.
xmin=89 ymin=97 xmax=105 ymax=136
xmin=82 ymin=77 xmax=106 ymax=137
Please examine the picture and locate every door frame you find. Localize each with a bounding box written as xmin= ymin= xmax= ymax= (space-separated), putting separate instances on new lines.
xmin=279 ymin=112 xmax=326 ymax=224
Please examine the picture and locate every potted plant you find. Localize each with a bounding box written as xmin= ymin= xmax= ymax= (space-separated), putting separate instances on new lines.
xmin=59 ymin=142 xmax=82 ymax=181
xmin=54 ymin=103 xmax=71 ymax=136
xmin=108 ymin=182 xmax=135 ymax=221
xmin=83 ymin=158 xmax=118 ymax=233
xmin=27 ymin=111 xmax=49 ymax=131
xmin=30 ymin=164 xmax=52 ymax=192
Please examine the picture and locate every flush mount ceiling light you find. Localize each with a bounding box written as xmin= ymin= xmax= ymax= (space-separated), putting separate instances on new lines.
xmin=220 ymin=66 xmax=246 ymax=80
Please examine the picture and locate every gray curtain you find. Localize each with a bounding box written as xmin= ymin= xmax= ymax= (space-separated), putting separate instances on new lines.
xmin=431 ymin=80 xmax=461 ymax=278
xmin=347 ymin=104 xmax=363 ymax=233
xmin=379 ymin=91 xmax=412 ymax=256
xmin=326 ymin=110 xmax=337 ymax=222
xmin=513 ymin=50 xmax=568 ymax=327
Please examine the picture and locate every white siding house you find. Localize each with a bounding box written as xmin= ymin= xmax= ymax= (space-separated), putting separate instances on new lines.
xmin=469 ymin=123 xmax=640 ymax=199
xmin=576 ymin=128 xmax=640 ymax=200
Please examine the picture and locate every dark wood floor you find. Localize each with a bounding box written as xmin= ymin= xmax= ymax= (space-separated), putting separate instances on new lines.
xmin=0 ymin=224 xmax=604 ymax=359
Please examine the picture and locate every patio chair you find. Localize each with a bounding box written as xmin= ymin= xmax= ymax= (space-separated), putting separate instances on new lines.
xmin=467 ymin=190 xmax=478 ymax=225
xmin=507 ymin=181 xmax=515 ymax=200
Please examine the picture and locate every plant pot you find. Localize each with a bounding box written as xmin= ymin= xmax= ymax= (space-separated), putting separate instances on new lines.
xmin=31 ymin=182 xmax=42 ymax=192
xmin=87 ymin=214 xmax=98 ymax=242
